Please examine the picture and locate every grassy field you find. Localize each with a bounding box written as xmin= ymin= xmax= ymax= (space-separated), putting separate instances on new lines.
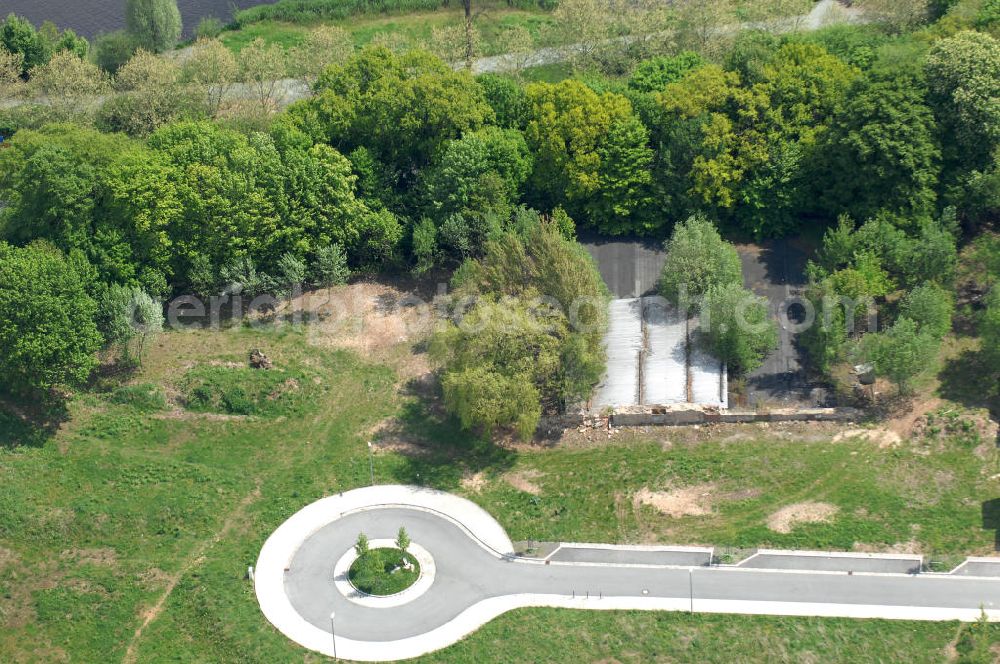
xmin=0 ymin=291 xmax=998 ymax=660
xmin=219 ymin=3 xmax=555 ymax=56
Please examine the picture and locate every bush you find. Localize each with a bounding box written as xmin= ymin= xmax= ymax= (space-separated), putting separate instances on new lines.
xmin=195 ymin=17 xmax=224 ymax=40
xmin=93 ymin=31 xmax=141 ymax=74
xmin=863 ymin=317 xmax=939 ymax=395
xmin=899 ymin=282 xmax=953 ymax=339
xmin=699 ymin=282 xmax=779 ymax=374
xmin=659 ymin=215 xmax=743 ymax=306
xmin=181 ymin=365 xmax=312 ymax=416
xmin=110 ymin=383 xmax=168 ymax=411
xmin=411 ymin=218 xmax=438 ymax=275
xmin=311 ymin=244 xmax=350 ymax=287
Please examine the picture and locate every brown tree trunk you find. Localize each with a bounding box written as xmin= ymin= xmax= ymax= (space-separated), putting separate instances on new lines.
xmin=463 ymin=0 xmax=474 ymax=70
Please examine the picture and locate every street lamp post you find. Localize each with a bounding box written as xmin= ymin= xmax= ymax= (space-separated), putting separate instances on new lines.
xmin=367 ymin=441 xmax=375 ymax=485
xmin=330 ymin=610 xmax=337 ymax=660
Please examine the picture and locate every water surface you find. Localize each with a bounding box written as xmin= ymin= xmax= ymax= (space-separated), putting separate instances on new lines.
xmin=0 ymin=0 xmax=268 ymax=38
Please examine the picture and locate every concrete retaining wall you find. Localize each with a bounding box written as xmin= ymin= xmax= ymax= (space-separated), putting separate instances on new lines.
xmin=612 ymin=407 xmax=861 ymax=427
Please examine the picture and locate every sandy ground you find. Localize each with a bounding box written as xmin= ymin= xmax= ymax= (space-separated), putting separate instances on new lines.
xmin=634 ymin=485 xmax=716 ymax=518
xmin=767 ymin=502 xmax=839 ymax=534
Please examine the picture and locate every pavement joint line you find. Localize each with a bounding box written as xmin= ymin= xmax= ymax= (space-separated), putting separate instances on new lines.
xmin=258 ymin=485 xmax=1000 ymax=662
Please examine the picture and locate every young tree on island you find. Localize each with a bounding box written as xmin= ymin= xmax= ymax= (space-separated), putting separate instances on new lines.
xmin=396 ymin=527 xmax=410 ymax=553
xmin=355 ymin=532 xmax=369 ymax=556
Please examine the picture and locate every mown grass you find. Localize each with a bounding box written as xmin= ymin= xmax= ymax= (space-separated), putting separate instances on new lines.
xmin=1 ymin=319 xmax=998 ymax=661
xmin=421 ymin=609 xmax=995 ymax=664
xmin=220 ymin=3 xmax=555 ymax=56
xmin=445 ymin=431 xmax=999 ymax=557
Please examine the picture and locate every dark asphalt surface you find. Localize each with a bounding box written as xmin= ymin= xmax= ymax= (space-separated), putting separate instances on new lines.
xmin=582 ymin=238 xmax=666 ymax=299
xmin=738 ymin=239 xmax=823 ymax=408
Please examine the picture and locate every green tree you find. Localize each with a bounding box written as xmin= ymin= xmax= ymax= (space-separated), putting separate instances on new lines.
xmin=180 ymin=38 xmax=237 ymax=117
xmin=395 ymin=527 xmax=410 ymax=552
xmin=925 ymin=31 xmax=1000 ymax=168
xmin=99 ymin=49 xmax=198 ymax=135
xmin=0 ymin=242 xmax=102 ymax=396
xmin=355 ymin=532 xmax=369 ymax=556
xmin=441 ymin=366 xmax=541 ymax=440
xmin=434 ymin=216 xmax=608 ymax=438
xmin=818 ymin=71 xmax=940 ymax=222
xmin=1 ymin=14 xmax=50 ymax=74
xmin=477 ymin=74 xmax=528 ymax=129
xmin=27 ymin=50 xmax=108 ymax=122
xmin=899 ymin=282 xmax=953 ymax=339
xmin=287 ymin=25 xmax=353 ymax=83
xmin=525 ymin=80 xmax=653 ymax=234
xmin=98 ymin=284 xmax=164 ymax=366
xmin=655 ymin=45 xmax=856 ymax=236
xmin=312 ymin=244 xmax=350 ymax=287
xmin=308 ymin=47 xmax=492 ymax=177
xmin=238 ymin=38 xmax=287 ymax=114
xmin=864 ymin=317 xmax=939 ymax=395
xmin=628 ymin=51 xmax=704 ymax=93
xmin=0 ymin=125 xmax=179 ymax=292
xmin=421 ymin=126 xmax=532 ymax=220
xmin=658 ymin=214 xmax=742 ymax=305
xmin=699 ymin=281 xmax=778 ymax=374
xmin=411 ymin=218 xmax=438 ymax=275
xmin=92 ymin=30 xmax=140 ymax=75
xmin=125 ymin=0 xmax=182 ymax=53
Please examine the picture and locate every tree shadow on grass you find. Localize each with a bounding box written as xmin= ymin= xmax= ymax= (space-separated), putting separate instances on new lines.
xmin=379 ymin=397 xmax=518 ymax=493
xmin=0 ymin=397 xmax=66 ymax=449
xmin=938 ymin=349 xmax=1000 ymax=425
xmin=983 ymin=499 xmax=1000 ymax=552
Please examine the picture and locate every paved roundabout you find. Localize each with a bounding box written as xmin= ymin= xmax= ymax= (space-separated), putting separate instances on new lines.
xmin=256 ymin=485 xmax=1000 ymax=662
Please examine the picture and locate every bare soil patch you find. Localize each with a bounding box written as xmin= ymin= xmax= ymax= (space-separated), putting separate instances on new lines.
xmin=282 ymin=281 xmax=435 ymax=381
xmin=59 ymin=547 xmax=117 ymax=566
xmin=461 ymin=472 xmax=488 ymax=493
xmin=767 ymin=502 xmax=839 ymax=534
xmin=504 ymin=469 xmax=544 ymax=495
xmin=832 ymin=428 xmax=901 ymax=448
xmin=634 ymin=484 xmax=716 ymax=518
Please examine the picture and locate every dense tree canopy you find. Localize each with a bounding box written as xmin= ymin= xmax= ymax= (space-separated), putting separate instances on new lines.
xmin=818 ymin=71 xmax=940 ymax=222
xmin=0 ymin=242 xmax=102 ymax=396
xmin=304 ymin=47 xmax=492 ymax=179
xmin=525 ymin=80 xmax=654 ymax=234
xmin=925 ymin=30 xmax=1000 ymax=168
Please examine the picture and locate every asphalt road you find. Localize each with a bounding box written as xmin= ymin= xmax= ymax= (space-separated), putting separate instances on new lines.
xmin=284 ymin=507 xmax=1000 ymax=642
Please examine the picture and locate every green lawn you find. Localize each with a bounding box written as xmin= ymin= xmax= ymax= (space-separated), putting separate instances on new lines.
xmin=1 ymin=320 xmax=998 ymax=661
xmin=219 ymin=4 xmax=555 ymax=56
xmin=435 ymin=429 xmax=1000 ymax=558
xmin=349 ymin=547 xmax=420 ymax=595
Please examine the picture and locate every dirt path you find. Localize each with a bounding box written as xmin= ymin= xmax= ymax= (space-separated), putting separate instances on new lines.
xmin=121 ymin=482 xmax=262 ymax=664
